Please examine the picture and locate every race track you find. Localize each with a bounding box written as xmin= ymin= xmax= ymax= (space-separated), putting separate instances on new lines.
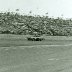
xmin=0 ymin=44 xmax=72 ymax=72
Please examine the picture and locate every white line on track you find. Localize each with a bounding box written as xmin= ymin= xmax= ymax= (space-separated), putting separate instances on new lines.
xmin=17 ymin=44 xmax=72 ymax=48
xmin=0 ymin=43 xmax=72 ymax=50
xmin=48 ymin=58 xmax=60 ymax=61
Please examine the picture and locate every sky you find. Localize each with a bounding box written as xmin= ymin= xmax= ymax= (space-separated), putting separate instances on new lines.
xmin=0 ymin=0 xmax=72 ymax=18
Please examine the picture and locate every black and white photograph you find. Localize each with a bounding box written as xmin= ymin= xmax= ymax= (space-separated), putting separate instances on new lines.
xmin=0 ymin=0 xmax=72 ymax=72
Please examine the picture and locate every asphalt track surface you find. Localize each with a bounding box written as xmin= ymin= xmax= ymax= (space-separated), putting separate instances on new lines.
xmin=0 ymin=44 xmax=72 ymax=72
